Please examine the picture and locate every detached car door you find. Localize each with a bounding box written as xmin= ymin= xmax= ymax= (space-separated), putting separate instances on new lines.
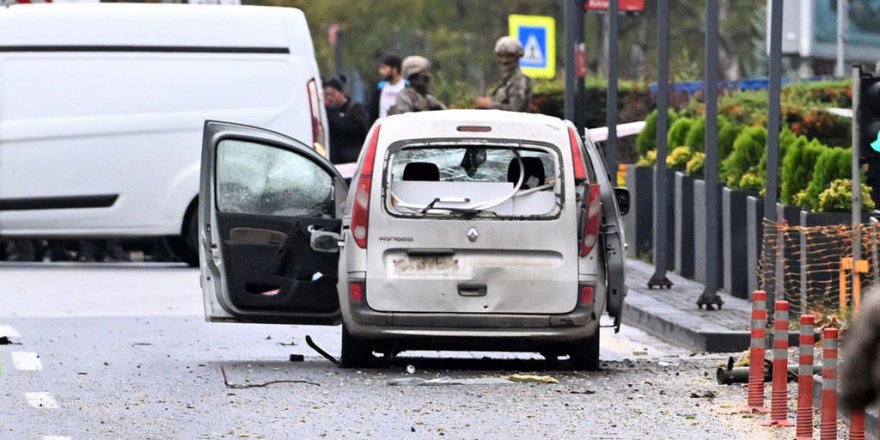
xmin=199 ymin=121 xmax=347 ymax=325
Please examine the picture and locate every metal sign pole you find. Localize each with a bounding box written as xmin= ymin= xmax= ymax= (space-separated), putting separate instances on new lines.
xmin=835 ymin=0 xmax=847 ymax=78
xmin=852 ymin=65 xmax=863 ymax=301
xmin=648 ymin=0 xmax=672 ymax=289
xmin=698 ymin=0 xmax=723 ymax=309
xmin=564 ymin=0 xmax=576 ymax=122
xmin=606 ymin=0 xmax=619 ymax=176
xmin=763 ymin=0 xmax=783 ymax=300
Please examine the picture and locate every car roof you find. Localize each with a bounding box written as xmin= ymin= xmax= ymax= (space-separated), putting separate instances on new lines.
xmin=377 ymin=110 xmax=571 ymax=147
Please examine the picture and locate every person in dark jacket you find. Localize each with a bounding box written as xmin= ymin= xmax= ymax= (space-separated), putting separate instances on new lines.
xmin=368 ymin=53 xmax=406 ymax=123
xmin=323 ymin=78 xmax=369 ymax=164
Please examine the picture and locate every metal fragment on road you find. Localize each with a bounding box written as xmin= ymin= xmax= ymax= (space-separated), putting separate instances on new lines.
xmin=11 ymin=351 xmax=42 ymax=371
xmin=386 ymin=377 xmax=514 ymax=386
xmin=25 ymin=392 xmax=59 ymax=409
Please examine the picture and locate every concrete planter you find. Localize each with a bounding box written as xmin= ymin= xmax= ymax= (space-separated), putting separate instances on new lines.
xmin=659 ymin=168 xmax=676 ymax=272
xmin=624 ymin=165 xmax=654 ymax=259
xmin=722 ymin=187 xmax=757 ymax=299
xmin=693 ymin=179 xmax=724 ymax=285
xmin=746 ymin=196 xmax=764 ymax=296
xmin=798 ymin=210 xmax=871 ymax=313
xmin=674 ymin=171 xmax=695 ymax=278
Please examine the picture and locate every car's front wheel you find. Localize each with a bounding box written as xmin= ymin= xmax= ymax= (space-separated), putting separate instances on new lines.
xmin=339 ymin=325 xmax=374 ymax=368
xmin=568 ymin=328 xmax=601 ymax=371
xmin=166 ymin=202 xmax=198 ymax=267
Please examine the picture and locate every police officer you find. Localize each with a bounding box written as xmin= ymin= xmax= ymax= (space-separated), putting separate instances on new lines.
xmin=387 ymin=56 xmax=446 ymax=115
xmin=475 ymin=36 xmax=532 ymax=113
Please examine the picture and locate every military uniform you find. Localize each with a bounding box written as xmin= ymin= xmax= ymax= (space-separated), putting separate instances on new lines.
xmin=387 ymin=88 xmax=446 ymax=115
xmin=489 ymin=68 xmax=532 ymax=112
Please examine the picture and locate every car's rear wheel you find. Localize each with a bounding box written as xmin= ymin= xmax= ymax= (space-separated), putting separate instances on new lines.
xmin=166 ymin=201 xmax=199 ymax=267
xmin=568 ymin=328 xmax=601 ymax=371
xmin=339 ymin=325 xmax=374 ymax=368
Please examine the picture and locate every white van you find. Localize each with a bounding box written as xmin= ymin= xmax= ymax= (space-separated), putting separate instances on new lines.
xmin=0 ymin=4 xmax=328 ymax=265
xmin=200 ymin=110 xmax=629 ymax=370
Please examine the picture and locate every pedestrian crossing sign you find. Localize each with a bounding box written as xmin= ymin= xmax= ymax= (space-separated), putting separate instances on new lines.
xmin=508 ymin=14 xmax=556 ymax=79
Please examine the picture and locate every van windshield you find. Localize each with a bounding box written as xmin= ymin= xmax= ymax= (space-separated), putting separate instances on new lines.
xmin=385 ymin=144 xmax=563 ymax=219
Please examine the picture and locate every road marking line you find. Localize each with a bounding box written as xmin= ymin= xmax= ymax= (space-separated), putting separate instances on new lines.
xmin=43 ymin=437 xmax=72 ymax=440
xmin=25 ymin=392 xmax=58 ymax=409
xmin=11 ymin=351 xmax=42 ymax=371
xmin=0 ymin=324 xmax=21 ymax=338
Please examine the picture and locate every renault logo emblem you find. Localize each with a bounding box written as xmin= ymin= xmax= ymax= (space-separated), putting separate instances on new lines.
xmin=467 ymin=227 xmax=479 ymax=242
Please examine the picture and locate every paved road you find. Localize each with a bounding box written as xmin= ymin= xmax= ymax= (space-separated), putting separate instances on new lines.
xmin=0 ymin=264 xmax=787 ymax=439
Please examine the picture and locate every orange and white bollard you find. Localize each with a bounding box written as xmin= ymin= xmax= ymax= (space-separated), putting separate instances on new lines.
xmin=767 ymin=300 xmax=794 ymax=427
xmin=746 ymin=290 xmax=769 ymax=413
xmin=821 ymin=328 xmax=839 ymax=440
xmin=796 ymin=315 xmax=815 ymax=439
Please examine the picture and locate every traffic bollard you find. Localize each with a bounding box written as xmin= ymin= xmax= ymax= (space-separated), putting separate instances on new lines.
xmin=821 ymin=328 xmax=839 ymax=440
xmin=850 ymin=409 xmax=865 ymax=440
xmin=745 ymin=290 xmax=769 ymax=413
xmin=766 ymin=300 xmax=794 ymax=427
xmin=796 ymin=315 xmax=814 ymax=439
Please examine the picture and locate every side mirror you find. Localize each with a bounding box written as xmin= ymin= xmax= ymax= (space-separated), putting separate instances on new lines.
xmin=613 ymin=187 xmax=630 ymax=216
xmin=310 ymin=230 xmax=343 ymax=253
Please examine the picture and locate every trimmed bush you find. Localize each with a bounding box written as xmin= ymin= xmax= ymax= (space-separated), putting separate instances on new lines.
xmin=717 ymin=123 xmax=743 ymax=161
xmin=721 ymin=126 xmax=767 ymax=189
xmin=636 ymin=109 xmax=678 ymax=157
xmin=816 ymin=178 xmax=875 ymax=212
xmin=667 ymin=118 xmax=694 ymax=149
xmin=637 ymin=150 xmax=656 ymax=166
xmin=684 ymin=115 xmax=730 ymax=153
xmin=802 ymin=147 xmax=852 ymax=211
xmin=780 ymin=137 xmax=827 ymax=206
xmin=666 ymin=146 xmax=694 ymax=171
xmin=686 ymin=152 xmax=705 ymax=176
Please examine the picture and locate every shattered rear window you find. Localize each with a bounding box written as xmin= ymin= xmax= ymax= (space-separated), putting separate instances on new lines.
xmin=384 ymin=143 xmax=563 ymax=219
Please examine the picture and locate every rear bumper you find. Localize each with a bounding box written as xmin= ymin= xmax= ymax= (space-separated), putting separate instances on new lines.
xmin=346 ymin=301 xmax=597 ymax=341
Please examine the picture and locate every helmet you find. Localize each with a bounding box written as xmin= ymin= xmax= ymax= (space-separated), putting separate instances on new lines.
xmin=494 ymin=36 xmax=524 ymax=57
xmin=401 ymin=56 xmax=431 ymax=78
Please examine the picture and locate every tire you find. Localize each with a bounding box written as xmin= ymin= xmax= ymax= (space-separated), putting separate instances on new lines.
xmin=339 ymin=325 xmax=373 ymax=368
xmin=568 ymin=328 xmax=601 ymax=371
xmin=166 ymin=202 xmax=199 ymax=267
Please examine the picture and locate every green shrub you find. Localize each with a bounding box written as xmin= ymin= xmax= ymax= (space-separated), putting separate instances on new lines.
xmin=738 ymin=172 xmax=765 ymax=191
xmin=717 ymin=123 xmax=743 ymax=160
xmin=636 ymin=109 xmax=678 ymax=156
xmin=684 ymin=116 xmax=730 ymax=153
xmin=686 ymin=152 xmax=705 ymax=176
xmin=816 ymin=178 xmax=875 ymax=212
xmin=802 ymin=147 xmax=852 ymax=210
xmin=667 ymin=146 xmax=694 ymax=171
xmin=780 ymin=137 xmax=827 ymax=206
xmin=667 ymin=118 xmax=694 ymax=149
xmin=721 ymin=127 xmax=767 ymax=189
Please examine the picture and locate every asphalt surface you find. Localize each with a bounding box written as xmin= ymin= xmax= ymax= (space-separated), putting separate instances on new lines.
xmin=0 ymin=264 xmax=797 ymax=439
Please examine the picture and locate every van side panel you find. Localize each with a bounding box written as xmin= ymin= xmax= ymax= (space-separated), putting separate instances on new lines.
xmin=0 ymin=52 xmax=312 ymax=236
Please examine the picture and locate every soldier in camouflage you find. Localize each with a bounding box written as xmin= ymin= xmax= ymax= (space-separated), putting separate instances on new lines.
xmin=475 ymin=36 xmax=532 ymax=113
xmin=387 ymin=56 xmax=446 ymax=115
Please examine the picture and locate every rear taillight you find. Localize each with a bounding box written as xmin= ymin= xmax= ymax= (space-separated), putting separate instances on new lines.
xmin=351 ymin=124 xmax=381 ymax=249
xmin=579 ymin=284 xmax=595 ymax=305
xmin=579 ymin=183 xmax=601 ymax=257
xmin=567 ymin=126 xmax=588 ymax=183
xmin=306 ymin=78 xmax=327 ymax=157
xmin=349 ymin=281 xmax=364 ymax=303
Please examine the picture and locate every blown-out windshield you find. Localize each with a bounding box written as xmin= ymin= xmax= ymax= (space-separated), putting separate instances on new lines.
xmin=384 ymin=142 xmax=563 ymax=219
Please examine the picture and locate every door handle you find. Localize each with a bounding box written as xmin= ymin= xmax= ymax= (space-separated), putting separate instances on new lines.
xmin=457 ymin=283 xmax=487 ymax=297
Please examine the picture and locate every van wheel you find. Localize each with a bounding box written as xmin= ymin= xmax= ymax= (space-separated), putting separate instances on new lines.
xmin=166 ymin=204 xmax=198 ymax=267
xmin=568 ymin=329 xmax=601 ymax=371
xmin=339 ymin=325 xmax=374 ymax=368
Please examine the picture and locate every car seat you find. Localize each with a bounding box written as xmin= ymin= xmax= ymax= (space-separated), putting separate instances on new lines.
xmin=402 ymin=162 xmax=440 ymax=181
xmin=507 ymin=157 xmax=545 ymax=189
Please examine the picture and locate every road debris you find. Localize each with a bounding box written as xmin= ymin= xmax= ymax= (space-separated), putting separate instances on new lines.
xmin=689 ymin=390 xmax=717 ymax=399
xmin=386 ymin=377 xmax=513 ymax=386
xmin=220 ymin=366 xmax=319 ymax=388
xmin=305 ymin=335 xmax=339 ymax=366
xmin=288 ymin=354 xmax=304 ymax=362
xmin=505 ymin=374 xmax=559 ymax=384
